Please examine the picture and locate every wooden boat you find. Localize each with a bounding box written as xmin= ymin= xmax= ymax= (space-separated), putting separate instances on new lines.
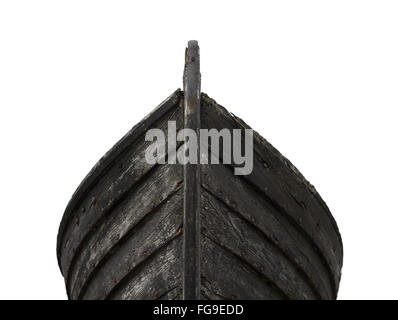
xmin=57 ymin=41 xmax=343 ymax=300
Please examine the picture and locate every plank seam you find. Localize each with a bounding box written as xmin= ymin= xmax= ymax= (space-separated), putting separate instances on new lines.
xmin=232 ymin=168 xmax=338 ymax=298
xmin=202 ymin=92 xmax=343 ymax=257
xmin=202 ymin=185 xmax=326 ymax=300
xmin=155 ymin=286 xmax=178 ymax=300
xmin=75 ymin=186 xmax=182 ymax=299
xmin=201 ymin=136 xmax=336 ymax=297
xmin=201 ymin=233 xmax=290 ymax=299
xmin=104 ymin=232 xmax=182 ymax=300
xmin=65 ymin=162 xmax=163 ymax=294
xmin=57 ymin=90 xmax=182 ymax=273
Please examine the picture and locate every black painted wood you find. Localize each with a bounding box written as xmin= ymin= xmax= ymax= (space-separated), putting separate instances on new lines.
xmin=57 ymin=41 xmax=343 ymax=300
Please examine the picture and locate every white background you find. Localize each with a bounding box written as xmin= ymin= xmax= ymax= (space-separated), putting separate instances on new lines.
xmin=0 ymin=1 xmax=397 ymax=300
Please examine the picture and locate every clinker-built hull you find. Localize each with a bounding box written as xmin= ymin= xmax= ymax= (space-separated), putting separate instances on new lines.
xmin=57 ymin=41 xmax=343 ymax=300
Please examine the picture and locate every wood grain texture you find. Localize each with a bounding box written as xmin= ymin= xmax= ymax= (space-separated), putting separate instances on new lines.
xmin=200 ymin=190 xmax=317 ymax=299
xmin=57 ymin=90 xmax=182 ymax=275
xmin=182 ymin=40 xmax=201 ymax=300
xmin=57 ymin=91 xmax=343 ymax=299
xmin=57 ymin=43 xmax=343 ymax=300
xmin=201 ymin=95 xmax=343 ymax=297
xmin=71 ymin=165 xmax=183 ymax=299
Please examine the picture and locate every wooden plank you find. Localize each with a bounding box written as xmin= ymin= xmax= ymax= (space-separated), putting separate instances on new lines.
xmin=57 ymin=89 xmax=182 ymax=273
xmin=201 ymin=95 xmax=342 ymax=295
xmin=201 ymin=189 xmax=318 ymax=299
xmin=82 ymin=191 xmax=183 ymax=299
xmin=69 ymin=164 xmax=183 ymax=299
xmin=59 ymin=102 xmax=183 ymax=281
xmin=182 ymin=40 xmax=201 ymax=300
xmin=201 ymin=163 xmax=334 ymax=299
xmin=106 ymin=236 xmax=182 ymax=300
xmin=200 ymin=236 xmax=286 ymax=300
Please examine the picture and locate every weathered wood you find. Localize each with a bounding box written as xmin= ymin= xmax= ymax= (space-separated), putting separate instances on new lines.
xmin=60 ymin=104 xmax=184 ymax=300
xmin=106 ymin=236 xmax=182 ymax=300
xmin=201 ymin=95 xmax=342 ymax=296
xmin=182 ymin=40 xmax=201 ymax=300
xmin=200 ymin=236 xmax=285 ymax=300
xmin=57 ymin=90 xmax=182 ymax=275
xmin=57 ymin=41 xmax=343 ymax=300
xmin=200 ymin=190 xmax=316 ymax=299
xmin=59 ymin=93 xmax=183 ymax=280
xmin=83 ymin=190 xmax=183 ymax=300
xmin=70 ymin=164 xmax=183 ymax=299
xmin=201 ymin=163 xmax=333 ymax=299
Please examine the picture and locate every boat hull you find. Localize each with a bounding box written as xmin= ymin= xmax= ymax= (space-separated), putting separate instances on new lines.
xmin=57 ymin=90 xmax=343 ymax=300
